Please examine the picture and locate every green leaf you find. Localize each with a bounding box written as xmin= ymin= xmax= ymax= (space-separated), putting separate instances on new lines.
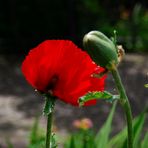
xmin=51 ymin=133 xmax=58 ymax=148
xmin=69 ymin=135 xmax=76 ymax=148
xmin=95 ymin=102 xmax=116 ymax=148
xmin=79 ymin=91 xmax=119 ymax=106
xmin=141 ymin=132 xmax=148 ymax=148
xmin=107 ymin=128 xmax=127 ymax=148
xmin=64 ymin=136 xmax=72 ymax=148
xmin=64 ymin=130 xmax=95 ymax=148
xmin=144 ymin=84 xmax=148 ymax=88
xmin=65 ymin=133 xmax=83 ymax=148
xmin=28 ymin=116 xmax=46 ymax=148
xmin=29 ymin=116 xmax=39 ymax=144
xmin=72 ymin=133 xmax=84 ymax=148
xmin=133 ymin=109 xmax=147 ymax=148
xmin=82 ymin=130 xmax=96 ymax=148
xmin=108 ymin=108 xmax=148 ymax=148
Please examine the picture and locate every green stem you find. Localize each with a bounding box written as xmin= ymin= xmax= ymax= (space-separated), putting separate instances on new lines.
xmin=46 ymin=111 xmax=53 ymax=148
xmin=43 ymin=95 xmax=55 ymax=148
xmin=111 ymin=67 xmax=133 ymax=148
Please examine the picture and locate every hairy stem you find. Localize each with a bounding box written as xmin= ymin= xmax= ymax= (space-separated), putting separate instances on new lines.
xmin=46 ymin=111 xmax=53 ymax=148
xmin=44 ymin=95 xmax=55 ymax=148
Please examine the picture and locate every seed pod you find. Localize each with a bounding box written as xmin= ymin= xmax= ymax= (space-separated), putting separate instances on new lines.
xmin=83 ymin=31 xmax=118 ymax=70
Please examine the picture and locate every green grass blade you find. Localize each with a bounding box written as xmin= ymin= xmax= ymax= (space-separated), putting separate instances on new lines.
xmin=107 ymin=127 xmax=127 ymax=148
xmin=95 ymin=102 xmax=116 ymax=148
xmin=108 ymin=107 xmax=147 ymax=148
xmin=82 ymin=130 xmax=96 ymax=148
xmin=133 ymin=109 xmax=147 ymax=148
xmin=28 ymin=116 xmax=46 ymax=148
xmin=29 ymin=116 xmax=39 ymax=144
xmin=64 ymin=136 xmax=72 ymax=148
xmin=65 ymin=133 xmax=84 ymax=148
xmin=141 ymin=132 xmax=148 ymax=148
xmin=69 ymin=135 xmax=76 ymax=148
xmin=65 ymin=131 xmax=95 ymax=148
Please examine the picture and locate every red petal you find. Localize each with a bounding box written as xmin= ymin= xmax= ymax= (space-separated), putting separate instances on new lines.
xmin=22 ymin=40 xmax=106 ymax=106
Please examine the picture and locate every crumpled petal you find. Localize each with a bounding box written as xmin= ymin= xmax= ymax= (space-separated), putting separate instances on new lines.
xmin=22 ymin=40 xmax=106 ymax=106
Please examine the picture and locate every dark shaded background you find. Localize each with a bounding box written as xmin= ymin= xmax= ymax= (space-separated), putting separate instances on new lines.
xmin=0 ymin=0 xmax=147 ymax=53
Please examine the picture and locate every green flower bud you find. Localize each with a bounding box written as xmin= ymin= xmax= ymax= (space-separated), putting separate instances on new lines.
xmin=83 ymin=31 xmax=118 ymax=70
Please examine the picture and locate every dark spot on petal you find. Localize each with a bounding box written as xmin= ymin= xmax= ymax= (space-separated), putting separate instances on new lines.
xmin=45 ymin=75 xmax=59 ymax=91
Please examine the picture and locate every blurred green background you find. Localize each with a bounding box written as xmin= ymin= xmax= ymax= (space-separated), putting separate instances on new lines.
xmin=0 ymin=0 xmax=147 ymax=53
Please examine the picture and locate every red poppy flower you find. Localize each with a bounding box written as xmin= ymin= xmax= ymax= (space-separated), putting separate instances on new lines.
xmin=22 ymin=40 xmax=106 ymax=106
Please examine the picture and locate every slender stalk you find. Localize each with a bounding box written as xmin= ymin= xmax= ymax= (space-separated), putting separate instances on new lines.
xmin=43 ymin=94 xmax=55 ymax=148
xmin=46 ymin=112 xmax=53 ymax=148
xmin=111 ymin=67 xmax=133 ymax=148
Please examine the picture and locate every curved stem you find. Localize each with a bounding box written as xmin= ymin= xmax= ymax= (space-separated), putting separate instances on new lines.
xmin=46 ymin=111 xmax=53 ymax=148
xmin=111 ymin=67 xmax=133 ymax=148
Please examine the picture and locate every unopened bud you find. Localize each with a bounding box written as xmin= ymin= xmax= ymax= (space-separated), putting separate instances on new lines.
xmin=83 ymin=31 xmax=118 ymax=70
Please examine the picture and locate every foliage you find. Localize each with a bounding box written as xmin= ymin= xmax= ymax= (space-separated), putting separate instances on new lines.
xmin=64 ymin=103 xmax=116 ymax=148
xmin=108 ymin=107 xmax=148 ymax=148
xmin=28 ymin=116 xmax=58 ymax=148
xmin=28 ymin=116 xmax=45 ymax=148
xmin=113 ymin=4 xmax=148 ymax=52
xmin=79 ymin=91 xmax=119 ymax=106
xmin=7 ymin=103 xmax=147 ymax=148
xmin=6 ymin=84 xmax=148 ymax=148
xmin=94 ymin=102 xmax=116 ymax=148
xmin=64 ymin=104 xmax=148 ymax=148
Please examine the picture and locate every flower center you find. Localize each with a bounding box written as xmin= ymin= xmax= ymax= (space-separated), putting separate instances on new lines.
xmin=46 ymin=75 xmax=59 ymax=92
